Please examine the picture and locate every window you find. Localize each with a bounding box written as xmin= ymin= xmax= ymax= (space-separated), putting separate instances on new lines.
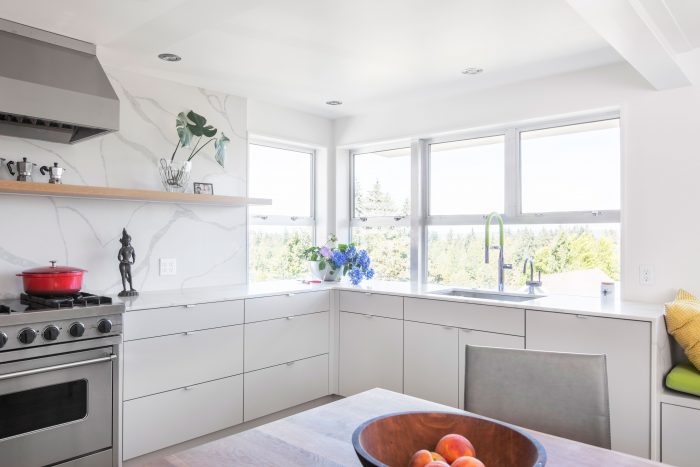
xmin=423 ymin=117 xmax=621 ymax=296
xmin=351 ymin=147 xmax=411 ymax=280
xmin=249 ymin=142 xmax=314 ymax=282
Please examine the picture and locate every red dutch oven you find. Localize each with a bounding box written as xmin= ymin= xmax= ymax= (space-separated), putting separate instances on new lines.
xmin=17 ymin=260 xmax=87 ymax=295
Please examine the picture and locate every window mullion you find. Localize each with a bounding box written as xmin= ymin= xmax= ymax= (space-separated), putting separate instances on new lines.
xmin=504 ymin=128 xmax=519 ymax=219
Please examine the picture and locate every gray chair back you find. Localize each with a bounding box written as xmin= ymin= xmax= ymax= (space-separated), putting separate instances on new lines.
xmin=464 ymin=345 xmax=611 ymax=449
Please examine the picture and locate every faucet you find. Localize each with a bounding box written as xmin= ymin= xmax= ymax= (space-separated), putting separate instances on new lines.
xmin=484 ymin=212 xmax=512 ymax=292
xmin=522 ymin=257 xmax=542 ymax=294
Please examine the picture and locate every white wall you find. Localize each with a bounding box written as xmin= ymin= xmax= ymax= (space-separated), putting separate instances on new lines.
xmin=334 ymin=62 xmax=699 ymax=303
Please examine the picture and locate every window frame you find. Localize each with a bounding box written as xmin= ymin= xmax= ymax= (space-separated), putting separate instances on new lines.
xmin=248 ymin=139 xmax=317 ymax=228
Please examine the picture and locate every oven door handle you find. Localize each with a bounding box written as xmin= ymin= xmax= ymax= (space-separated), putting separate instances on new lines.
xmin=0 ymin=354 xmax=117 ymax=381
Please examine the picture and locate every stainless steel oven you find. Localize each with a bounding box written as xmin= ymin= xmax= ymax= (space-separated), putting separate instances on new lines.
xmin=0 ymin=332 xmax=121 ymax=467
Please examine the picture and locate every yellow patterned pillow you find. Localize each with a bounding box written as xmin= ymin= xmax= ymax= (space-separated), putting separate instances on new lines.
xmin=666 ymin=289 xmax=700 ymax=371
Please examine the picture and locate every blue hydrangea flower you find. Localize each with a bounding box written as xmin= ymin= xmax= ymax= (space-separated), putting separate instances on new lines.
xmin=349 ymin=267 xmax=363 ymax=285
xmin=331 ymin=250 xmax=347 ymax=268
xmin=345 ymin=245 xmax=357 ymax=259
xmin=357 ymin=250 xmax=371 ymax=270
xmin=365 ymin=268 xmax=375 ymax=280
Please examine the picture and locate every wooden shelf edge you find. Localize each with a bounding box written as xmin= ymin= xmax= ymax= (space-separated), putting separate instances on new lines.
xmin=0 ymin=180 xmax=271 ymax=206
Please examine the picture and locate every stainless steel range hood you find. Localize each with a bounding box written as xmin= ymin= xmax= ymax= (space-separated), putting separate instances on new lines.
xmin=0 ymin=19 xmax=119 ymax=144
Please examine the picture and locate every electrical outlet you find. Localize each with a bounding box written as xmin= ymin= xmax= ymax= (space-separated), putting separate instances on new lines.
xmin=159 ymin=258 xmax=177 ymax=276
xmin=639 ymin=265 xmax=654 ymax=286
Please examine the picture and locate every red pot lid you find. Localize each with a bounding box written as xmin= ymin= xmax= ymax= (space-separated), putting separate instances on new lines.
xmin=21 ymin=261 xmax=86 ymax=275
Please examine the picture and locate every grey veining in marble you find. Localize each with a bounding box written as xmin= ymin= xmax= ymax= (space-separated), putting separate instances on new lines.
xmin=0 ymin=67 xmax=248 ymax=295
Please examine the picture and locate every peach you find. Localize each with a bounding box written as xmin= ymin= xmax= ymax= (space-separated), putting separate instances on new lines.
xmin=451 ymin=456 xmax=485 ymax=467
xmin=408 ymin=449 xmax=433 ymax=467
xmin=435 ymin=434 xmax=476 ymax=464
xmin=425 ymin=462 xmax=450 ymax=467
xmin=431 ymin=452 xmax=446 ymax=462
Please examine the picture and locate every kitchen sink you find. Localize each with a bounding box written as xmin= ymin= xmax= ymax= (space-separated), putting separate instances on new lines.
xmin=429 ymin=288 xmax=544 ymax=302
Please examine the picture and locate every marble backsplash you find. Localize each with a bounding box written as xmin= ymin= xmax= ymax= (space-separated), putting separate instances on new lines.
xmin=0 ymin=68 xmax=248 ymax=297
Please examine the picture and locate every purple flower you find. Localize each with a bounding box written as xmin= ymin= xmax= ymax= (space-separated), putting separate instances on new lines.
xmin=319 ymin=246 xmax=331 ymax=258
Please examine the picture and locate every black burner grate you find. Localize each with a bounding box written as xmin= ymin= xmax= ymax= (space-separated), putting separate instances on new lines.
xmin=20 ymin=293 xmax=112 ymax=309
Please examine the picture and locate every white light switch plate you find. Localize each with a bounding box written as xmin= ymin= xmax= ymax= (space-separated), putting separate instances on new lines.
xmin=159 ymin=258 xmax=177 ymax=276
xmin=639 ymin=264 xmax=654 ymax=286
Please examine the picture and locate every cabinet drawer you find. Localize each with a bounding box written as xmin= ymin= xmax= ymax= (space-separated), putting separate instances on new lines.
xmin=124 ymin=300 xmax=243 ymax=340
xmin=404 ymin=298 xmax=524 ymax=336
xmin=662 ymin=403 xmax=700 ymax=467
xmin=124 ymin=325 xmax=243 ymax=400
xmin=123 ymin=374 xmax=243 ymax=460
xmin=339 ymin=291 xmax=403 ymax=319
xmin=244 ymin=354 xmax=329 ymax=421
xmin=245 ymin=291 xmax=329 ymax=323
xmin=244 ymin=312 xmax=329 ymax=371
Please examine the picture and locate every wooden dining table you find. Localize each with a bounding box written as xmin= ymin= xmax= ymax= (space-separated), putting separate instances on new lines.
xmin=142 ymin=388 xmax=664 ymax=466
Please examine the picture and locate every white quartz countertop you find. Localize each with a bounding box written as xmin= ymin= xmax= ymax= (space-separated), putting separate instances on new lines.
xmin=115 ymin=280 xmax=665 ymax=322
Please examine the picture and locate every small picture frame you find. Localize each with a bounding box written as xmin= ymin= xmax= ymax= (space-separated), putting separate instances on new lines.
xmin=193 ymin=182 xmax=214 ymax=195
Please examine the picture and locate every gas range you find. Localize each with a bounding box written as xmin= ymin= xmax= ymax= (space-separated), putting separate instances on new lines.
xmin=0 ymin=292 xmax=124 ymax=353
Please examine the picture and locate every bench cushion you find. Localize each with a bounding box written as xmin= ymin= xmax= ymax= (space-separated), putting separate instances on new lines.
xmin=666 ymin=363 xmax=700 ymax=397
xmin=665 ymin=289 xmax=700 ymax=371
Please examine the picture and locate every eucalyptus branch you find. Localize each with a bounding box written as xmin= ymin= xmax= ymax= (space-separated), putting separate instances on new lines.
xmin=187 ymin=138 xmax=216 ymax=161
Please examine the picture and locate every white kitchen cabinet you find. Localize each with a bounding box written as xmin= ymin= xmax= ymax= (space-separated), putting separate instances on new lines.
xmin=123 ymin=374 xmax=243 ymax=460
xmin=339 ymin=291 xmax=403 ymax=319
xmin=124 ymin=300 xmax=244 ymax=341
xmin=124 ymin=325 xmax=243 ymax=400
xmin=245 ymin=291 xmax=329 ymax=323
xmin=662 ymin=403 xmax=700 ymax=467
xmin=244 ymin=354 xmax=329 ymax=421
xmin=404 ymin=298 xmax=524 ymax=336
xmin=339 ymin=311 xmax=403 ymax=396
xmin=244 ymin=311 xmax=329 ymax=371
xmin=526 ymin=310 xmax=651 ymax=458
xmin=457 ymin=328 xmax=525 ymax=409
xmin=404 ymin=321 xmax=459 ymax=407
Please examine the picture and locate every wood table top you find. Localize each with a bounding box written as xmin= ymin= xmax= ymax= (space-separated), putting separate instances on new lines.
xmin=142 ymin=388 xmax=664 ymax=467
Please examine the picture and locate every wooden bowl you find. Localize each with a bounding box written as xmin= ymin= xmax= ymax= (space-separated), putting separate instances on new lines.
xmin=352 ymin=411 xmax=546 ymax=467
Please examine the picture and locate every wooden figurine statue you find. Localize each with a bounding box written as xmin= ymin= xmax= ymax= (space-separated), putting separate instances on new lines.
xmin=118 ymin=228 xmax=138 ymax=297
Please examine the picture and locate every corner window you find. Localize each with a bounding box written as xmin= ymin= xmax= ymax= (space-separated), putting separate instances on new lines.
xmin=249 ymin=142 xmax=314 ymax=282
xmin=351 ymin=146 xmax=411 ymax=280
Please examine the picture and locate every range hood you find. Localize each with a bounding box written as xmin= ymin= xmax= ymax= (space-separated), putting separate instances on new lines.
xmin=0 ymin=19 xmax=119 ymax=144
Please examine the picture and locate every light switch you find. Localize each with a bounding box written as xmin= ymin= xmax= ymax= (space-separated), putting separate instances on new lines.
xmin=159 ymin=258 xmax=177 ymax=276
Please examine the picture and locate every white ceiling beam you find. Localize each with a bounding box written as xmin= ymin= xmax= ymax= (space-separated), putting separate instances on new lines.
xmin=566 ymin=0 xmax=691 ymax=90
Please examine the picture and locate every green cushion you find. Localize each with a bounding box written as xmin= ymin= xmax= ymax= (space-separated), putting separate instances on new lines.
xmin=666 ymin=363 xmax=700 ymax=397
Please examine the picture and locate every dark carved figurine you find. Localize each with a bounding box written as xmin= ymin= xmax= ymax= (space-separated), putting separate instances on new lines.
xmin=118 ymin=228 xmax=138 ymax=297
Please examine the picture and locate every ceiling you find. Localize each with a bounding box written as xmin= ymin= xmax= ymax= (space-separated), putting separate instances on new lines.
xmin=0 ymin=0 xmax=621 ymax=118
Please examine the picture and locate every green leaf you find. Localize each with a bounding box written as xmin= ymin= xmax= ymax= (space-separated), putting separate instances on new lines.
xmin=176 ymin=112 xmax=193 ymax=148
xmin=214 ymin=132 xmax=229 ymax=168
xmin=186 ymin=110 xmax=217 ymax=138
xmin=319 ymin=260 xmax=326 ymax=271
xmin=338 ymin=244 xmax=348 ymax=252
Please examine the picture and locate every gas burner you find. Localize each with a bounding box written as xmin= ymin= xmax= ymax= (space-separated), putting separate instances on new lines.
xmin=20 ymin=293 xmax=112 ymax=310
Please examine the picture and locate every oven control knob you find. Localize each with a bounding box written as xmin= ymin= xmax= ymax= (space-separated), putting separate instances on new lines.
xmin=42 ymin=325 xmax=60 ymax=341
xmin=69 ymin=322 xmax=85 ymax=338
xmin=97 ymin=319 xmax=112 ymax=334
xmin=18 ymin=328 xmax=37 ymax=344
xmin=0 ymin=332 xmax=7 ymax=348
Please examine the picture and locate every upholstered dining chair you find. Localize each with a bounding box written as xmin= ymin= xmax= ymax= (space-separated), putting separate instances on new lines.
xmin=464 ymin=345 xmax=611 ymax=448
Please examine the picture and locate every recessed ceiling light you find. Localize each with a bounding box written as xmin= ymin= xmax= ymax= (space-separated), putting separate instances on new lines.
xmin=326 ymin=100 xmax=343 ymax=106
xmin=462 ymin=67 xmax=483 ymax=75
xmin=158 ymin=53 xmax=182 ymax=62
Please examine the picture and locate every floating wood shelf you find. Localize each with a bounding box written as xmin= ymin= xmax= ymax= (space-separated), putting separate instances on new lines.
xmin=0 ymin=180 xmax=271 ymax=206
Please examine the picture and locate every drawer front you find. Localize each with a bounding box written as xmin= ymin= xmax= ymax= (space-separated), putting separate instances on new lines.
xmin=123 ymin=374 xmax=243 ymax=460
xmin=245 ymin=291 xmax=330 ymax=323
xmin=662 ymin=403 xmax=700 ymax=467
xmin=124 ymin=300 xmax=243 ymax=340
xmin=244 ymin=312 xmax=329 ymax=371
xmin=244 ymin=354 xmax=329 ymax=421
xmin=458 ymin=328 xmax=525 ymax=409
xmin=404 ymin=298 xmax=524 ymax=336
xmin=339 ymin=291 xmax=403 ymax=319
xmin=124 ymin=325 xmax=243 ymax=400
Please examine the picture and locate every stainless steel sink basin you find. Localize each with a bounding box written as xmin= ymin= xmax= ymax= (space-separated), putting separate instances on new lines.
xmin=429 ymin=288 xmax=544 ymax=302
